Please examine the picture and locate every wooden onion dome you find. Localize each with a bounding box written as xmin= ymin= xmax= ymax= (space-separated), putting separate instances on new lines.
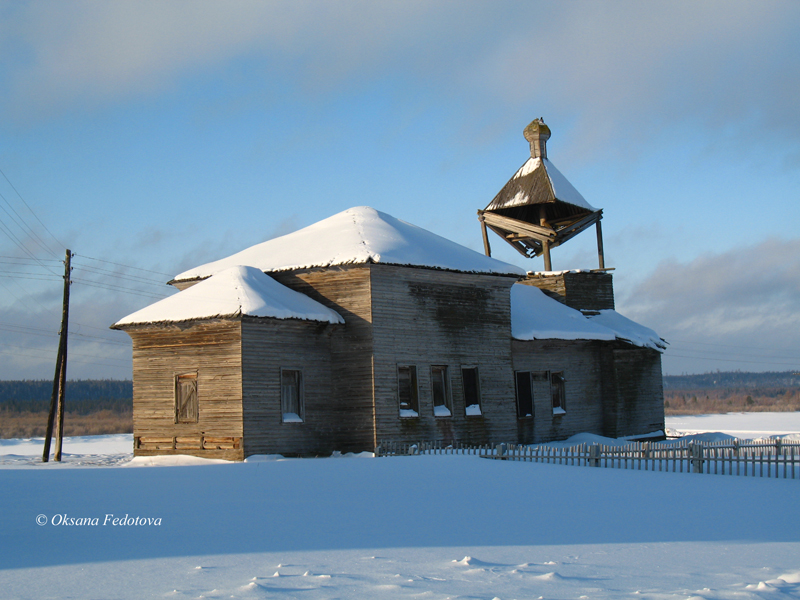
xmin=478 ymin=118 xmax=606 ymax=271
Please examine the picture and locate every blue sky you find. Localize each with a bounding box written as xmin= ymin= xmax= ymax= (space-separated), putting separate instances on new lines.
xmin=1 ymin=0 xmax=799 ymax=378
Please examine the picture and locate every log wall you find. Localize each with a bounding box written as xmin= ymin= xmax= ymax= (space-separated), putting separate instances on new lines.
xmin=370 ymin=265 xmax=519 ymax=446
xmin=521 ymin=271 xmax=615 ymax=310
xmin=241 ymin=319 xmax=337 ymax=456
xmin=511 ymin=339 xmax=607 ymax=443
xmin=271 ymin=266 xmax=375 ymax=452
xmin=127 ymin=320 xmax=244 ymax=460
xmin=603 ymin=346 xmax=665 ymax=437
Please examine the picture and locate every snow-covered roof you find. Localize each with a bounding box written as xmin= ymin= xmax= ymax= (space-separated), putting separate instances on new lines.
xmin=510 ymin=284 xmax=665 ymax=351
xmin=586 ymin=309 xmax=667 ymax=351
xmin=172 ymin=206 xmax=526 ymax=283
xmin=485 ymin=157 xmax=597 ymax=213
xmin=113 ymin=265 xmax=344 ymax=327
xmin=511 ymin=284 xmax=615 ymax=342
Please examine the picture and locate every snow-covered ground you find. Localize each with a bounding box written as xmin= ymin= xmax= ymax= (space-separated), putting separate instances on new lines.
xmin=1 ymin=413 xmax=798 ymax=600
xmin=666 ymin=411 xmax=800 ymax=439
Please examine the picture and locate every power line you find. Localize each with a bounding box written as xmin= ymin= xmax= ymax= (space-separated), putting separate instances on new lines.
xmin=668 ymin=337 xmax=800 ymax=355
xmin=2 ymin=342 xmax=130 ymax=365
xmin=0 ymin=273 xmax=62 ymax=282
xmin=667 ymin=344 xmax=800 ymax=362
xmin=0 ymin=165 xmax=65 ymax=253
xmin=0 ymin=189 xmax=58 ymax=258
xmin=0 ymin=269 xmax=62 ymax=278
xmin=71 ymin=278 xmax=169 ymax=300
xmin=0 ymin=256 xmax=64 ymax=263
xmin=666 ymin=352 xmax=800 ymax=367
xmin=72 ymin=264 xmax=168 ymax=288
xmin=74 ymin=254 xmax=172 ymax=277
xmin=0 ymin=217 xmax=61 ymax=276
xmin=69 ymin=331 xmax=129 ymax=347
xmin=0 ymin=321 xmax=129 ymax=347
xmin=0 ymin=349 xmax=130 ymax=370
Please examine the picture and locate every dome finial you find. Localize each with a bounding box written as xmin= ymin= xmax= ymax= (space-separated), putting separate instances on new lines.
xmin=523 ymin=118 xmax=551 ymax=159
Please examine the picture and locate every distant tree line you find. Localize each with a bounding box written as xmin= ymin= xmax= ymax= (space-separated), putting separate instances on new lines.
xmin=662 ymin=371 xmax=800 ymax=415
xmin=663 ymin=371 xmax=800 ymax=390
xmin=0 ymin=380 xmax=132 ymax=415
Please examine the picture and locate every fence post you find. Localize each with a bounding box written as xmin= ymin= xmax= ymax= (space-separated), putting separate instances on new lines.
xmin=690 ymin=443 xmax=704 ymax=473
xmin=498 ymin=443 xmax=507 ymax=460
xmin=589 ymin=444 xmax=601 ymax=468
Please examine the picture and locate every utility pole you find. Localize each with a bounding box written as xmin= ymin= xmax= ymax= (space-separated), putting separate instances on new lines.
xmin=43 ymin=249 xmax=71 ymax=463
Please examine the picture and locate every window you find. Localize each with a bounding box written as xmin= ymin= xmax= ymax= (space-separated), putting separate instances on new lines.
xmin=551 ymin=372 xmax=566 ymax=415
xmin=398 ymin=365 xmax=419 ymax=417
xmin=175 ymin=372 xmax=198 ymax=423
xmin=281 ymin=369 xmax=304 ymax=423
xmin=462 ymin=367 xmax=482 ymax=416
xmin=431 ymin=365 xmax=452 ymax=417
xmin=515 ymin=371 xmax=533 ymax=419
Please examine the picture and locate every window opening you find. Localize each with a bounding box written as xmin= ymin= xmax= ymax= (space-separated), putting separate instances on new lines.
xmin=175 ymin=372 xmax=198 ymax=424
xmin=431 ymin=365 xmax=452 ymax=417
xmin=551 ymin=372 xmax=566 ymax=415
xmin=281 ymin=369 xmax=304 ymax=423
xmin=398 ymin=365 xmax=419 ymax=417
xmin=515 ymin=371 xmax=534 ymax=419
xmin=462 ymin=367 xmax=482 ymax=416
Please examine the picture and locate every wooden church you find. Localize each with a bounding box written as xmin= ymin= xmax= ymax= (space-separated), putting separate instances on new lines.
xmin=113 ymin=119 xmax=666 ymax=460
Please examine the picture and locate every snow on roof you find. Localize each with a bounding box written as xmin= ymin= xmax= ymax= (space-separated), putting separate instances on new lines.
xmin=527 ymin=269 xmax=592 ymax=277
xmin=510 ymin=285 xmax=665 ymax=351
xmin=511 ymin=157 xmax=597 ymax=212
xmin=173 ymin=206 xmax=526 ymax=283
xmin=586 ymin=309 xmax=667 ymax=351
xmin=113 ymin=265 xmax=344 ymax=327
xmin=510 ymin=284 xmax=615 ymax=342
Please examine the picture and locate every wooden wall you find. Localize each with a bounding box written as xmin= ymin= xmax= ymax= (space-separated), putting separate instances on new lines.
xmin=603 ymin=346 xmax=665 ymax=438
xmin=370 ymin=265 xmax=519 ymax=447
xmin=241 ymin=318 xmax=337 ymax=456
xmin=521 ymin=271 xmax=615 ymax=311
xmin=512 ymin=339 xmax=665 ymax=442
xmin=271 ymin=266 xmax=375 ymax=452
xmin=126 ymin=320 xmax=244 ymax=460
xmin=511 ymin=339 xmax=607 ymax=443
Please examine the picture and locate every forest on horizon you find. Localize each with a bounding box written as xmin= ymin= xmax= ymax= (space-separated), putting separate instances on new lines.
xmin=1 ymin=372 xmax=798 ymax=438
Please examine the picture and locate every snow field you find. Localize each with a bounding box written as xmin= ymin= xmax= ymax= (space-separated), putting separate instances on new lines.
xmin=2 ymin=451 xmax=800 ymax=599
xmin=1 ymin=412 xmax=799 ymax=599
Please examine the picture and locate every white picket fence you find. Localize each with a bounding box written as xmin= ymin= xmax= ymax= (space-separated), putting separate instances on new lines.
xmin=374 ymin=439 xmax=800 ymax=479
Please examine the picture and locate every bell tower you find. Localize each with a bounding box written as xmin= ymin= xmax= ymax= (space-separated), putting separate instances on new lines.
xmin=477 ymin=118 xmax=606 ymax=272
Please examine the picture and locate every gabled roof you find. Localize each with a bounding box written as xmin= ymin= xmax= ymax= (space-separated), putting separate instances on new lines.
xmin=485 ymin=157 xmax=597 ymax=213
xmin=112 ymin=265 xmax=344 ymax=328
xmin=172 ymin=206 xmax=526 ymax=284
xmin=510 ymin=284 xmax=665 ymax=351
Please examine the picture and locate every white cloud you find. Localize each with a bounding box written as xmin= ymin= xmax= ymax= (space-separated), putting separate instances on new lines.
xmin=618 ymin=237 xmax=800 ymax=373
xmin=4 ymin=0 xmax=798 ymax=162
